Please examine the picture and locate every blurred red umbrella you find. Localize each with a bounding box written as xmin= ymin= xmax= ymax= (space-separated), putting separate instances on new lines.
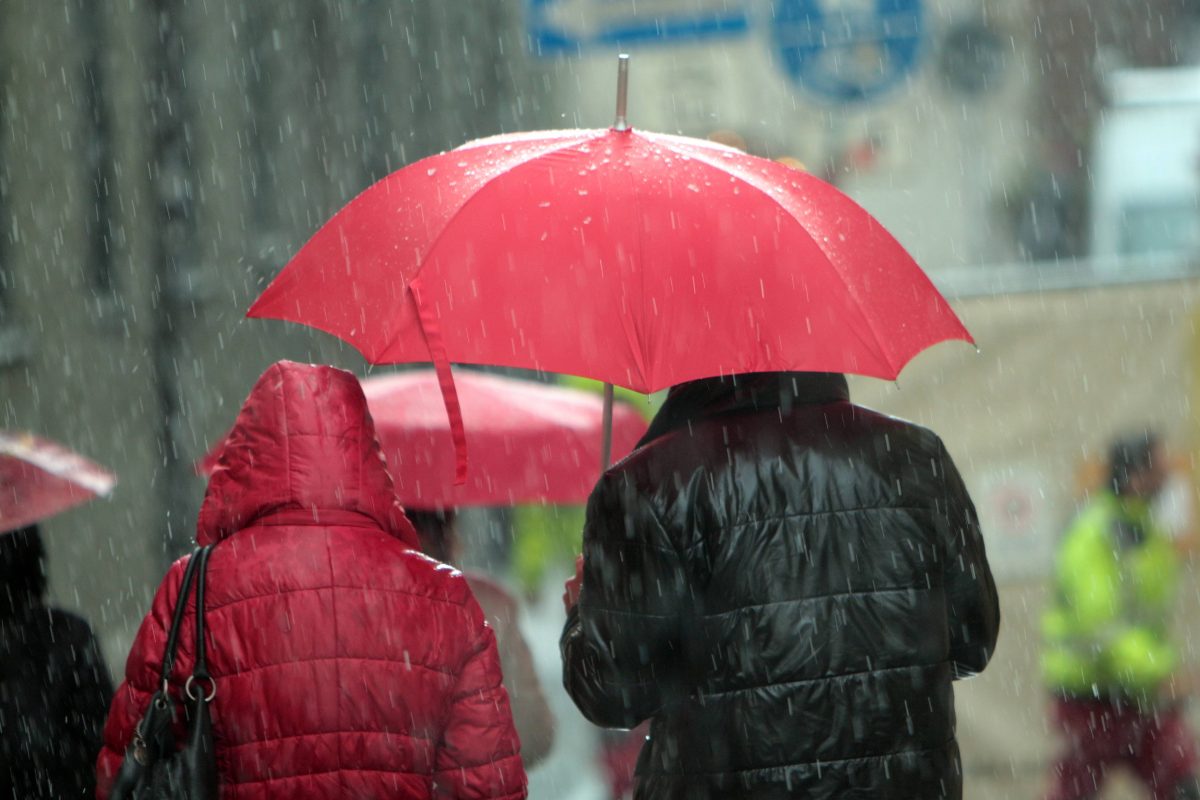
xmin=200 ymin=369 xmax=649 ymax=508
xmin=248 ymin=59 xmax=970 ymax=478
xmin=0 ymin=431 xmax=117 ymax=534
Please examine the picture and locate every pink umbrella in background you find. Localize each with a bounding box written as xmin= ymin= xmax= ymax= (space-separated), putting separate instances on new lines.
xmin=0 ymin=431 xmax=118 ymax=535
xmin=200 ymin=369 xmax=648 ymax=509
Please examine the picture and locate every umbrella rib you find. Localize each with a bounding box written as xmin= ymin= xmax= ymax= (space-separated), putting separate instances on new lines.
xmin=665 ymin=142 xmax=903 ymax=374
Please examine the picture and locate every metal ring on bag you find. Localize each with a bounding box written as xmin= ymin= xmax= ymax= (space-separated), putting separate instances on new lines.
xmin=184 ymin=674 xmax=217 ymax=702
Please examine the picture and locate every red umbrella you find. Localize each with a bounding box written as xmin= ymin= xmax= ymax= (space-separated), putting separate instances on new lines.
xmin=0 ymin=431 xmax=117 ymax=534
xmin=248 ymin=58 xmax=970 ymax=478
xmin=199 ymin=370 xmax=649 ymax=508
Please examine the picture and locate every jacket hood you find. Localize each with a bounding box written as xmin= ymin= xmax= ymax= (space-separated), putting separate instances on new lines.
xmin=196 ymin=361 xmax=417 ymax=547
xmin=638 ymin=371 xmax=849 ymax=447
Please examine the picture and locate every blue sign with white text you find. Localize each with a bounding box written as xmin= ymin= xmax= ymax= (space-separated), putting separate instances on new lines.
xmin=529 ymin=0 xmax=750 ymax=55
xmin=772 ymin=0 xmax=924 ymax=103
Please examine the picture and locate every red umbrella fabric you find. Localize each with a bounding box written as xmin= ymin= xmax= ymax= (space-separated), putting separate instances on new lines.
xmin=248 ymin=127 xmax=971 ymax=476
xmin=200 ymin=370 xmax=649 ymax=508
xmin=0 ymin=431 xmax=117 ymax=535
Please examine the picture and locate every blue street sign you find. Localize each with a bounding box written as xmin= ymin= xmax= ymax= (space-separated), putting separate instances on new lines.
xmin=772 ymin=0 xmax=924 ymax=103
xmin=529 ymin=0 xmax=750 ymax=55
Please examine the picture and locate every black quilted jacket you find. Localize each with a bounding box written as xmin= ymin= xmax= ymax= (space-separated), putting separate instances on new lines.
xmin=0 ymin=607 xmax=112 ymax=799
xmin=562 ymin=372 xmax=999 ymax=800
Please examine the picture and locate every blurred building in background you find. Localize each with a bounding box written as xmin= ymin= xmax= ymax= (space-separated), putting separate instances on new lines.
xmin=3 ymin=1 xmax=1200 ymax=797
xmin=0 ymin=0 xmax=548 ymax=662
xmin=553 ymin=0 xmax=1200 ymax=266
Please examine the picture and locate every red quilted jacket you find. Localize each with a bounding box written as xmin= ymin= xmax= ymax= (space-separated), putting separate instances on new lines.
xmin=96 ymin=361 xmax=526 ymax=799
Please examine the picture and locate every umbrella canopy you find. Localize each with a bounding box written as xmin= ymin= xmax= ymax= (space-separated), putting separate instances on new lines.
xmin=250 ymin=126 xmax=969 ymax=386
xmin=248 ymin=125 xmax=971 ymax=478
xmin=200 ymin=370 xmax=649 ymax=508
xmin=0 ymin=431 xmax=117 ymax=535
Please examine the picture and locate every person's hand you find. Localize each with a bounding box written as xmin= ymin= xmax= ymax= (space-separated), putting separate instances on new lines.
xmin=563 ymin=554 xmax=585 ymax=613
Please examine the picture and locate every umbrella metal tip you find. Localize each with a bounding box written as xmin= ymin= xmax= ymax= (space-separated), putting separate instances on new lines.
xmin=615 ymin=54 xmax=631 ymax=132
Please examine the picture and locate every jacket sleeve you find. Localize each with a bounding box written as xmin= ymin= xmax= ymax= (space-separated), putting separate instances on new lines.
xmin=95 ymin=558 xmax=187 ymax=799
xmin=432 ymin=600 xmax=526 ymax=800
xmin=936 ymin=441 xmax=1001 ymax=679
xmin=561 ymin=471 xmax=688 ymax=729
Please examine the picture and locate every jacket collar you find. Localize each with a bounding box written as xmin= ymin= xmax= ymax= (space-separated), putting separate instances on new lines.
xmin=637 ymin=372 xmax=849 ymax=448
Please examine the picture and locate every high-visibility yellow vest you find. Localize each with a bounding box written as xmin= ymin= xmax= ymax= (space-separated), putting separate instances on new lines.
xmin=1041 ymin=492 xmax=1180 ymax=694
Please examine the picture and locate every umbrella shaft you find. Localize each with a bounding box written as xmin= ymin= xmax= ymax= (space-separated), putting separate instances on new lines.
xmin=601 ymin=383 xmax=615 ymax=471
xmin=614 ymin=54 xmax=629 ymax=131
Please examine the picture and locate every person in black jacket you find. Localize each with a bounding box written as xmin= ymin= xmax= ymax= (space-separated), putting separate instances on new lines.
xmin=0 ymin=525 xmax=113 ymax=799
xmin=560 ymin=372 xmax=1000 ymax=800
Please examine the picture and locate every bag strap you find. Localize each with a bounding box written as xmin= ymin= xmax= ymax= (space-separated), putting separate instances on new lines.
xmin=157 ymin=547 xmax=204 ymax=691
xmin=187 ymin=545 xmax=215 ymax=701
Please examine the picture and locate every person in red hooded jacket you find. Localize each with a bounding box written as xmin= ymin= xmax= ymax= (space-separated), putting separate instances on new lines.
xmin=96 ymin=361 xmax=527 ymax=799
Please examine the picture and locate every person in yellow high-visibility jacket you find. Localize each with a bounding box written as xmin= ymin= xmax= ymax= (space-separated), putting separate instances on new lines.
xmin=1042 ymin=431 xmax=1199 ymax=800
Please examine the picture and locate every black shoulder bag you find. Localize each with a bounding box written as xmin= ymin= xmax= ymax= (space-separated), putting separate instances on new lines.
xmin=111 ymin=545 xmax=218 ymax=800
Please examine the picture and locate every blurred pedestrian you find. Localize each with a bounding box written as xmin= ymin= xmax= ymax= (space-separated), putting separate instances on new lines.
xmin=96 ymin=361 xmax=526 ymax=798
xmin=1042 ymin=430 xmax=1200 ymax=800
xmin=0 ymin=523 xmax=112 ymax=799
xmin=408 ymin=507 xmax=556 ymax=768
xmin=561 ymin=371 xmax=999 ymax=799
